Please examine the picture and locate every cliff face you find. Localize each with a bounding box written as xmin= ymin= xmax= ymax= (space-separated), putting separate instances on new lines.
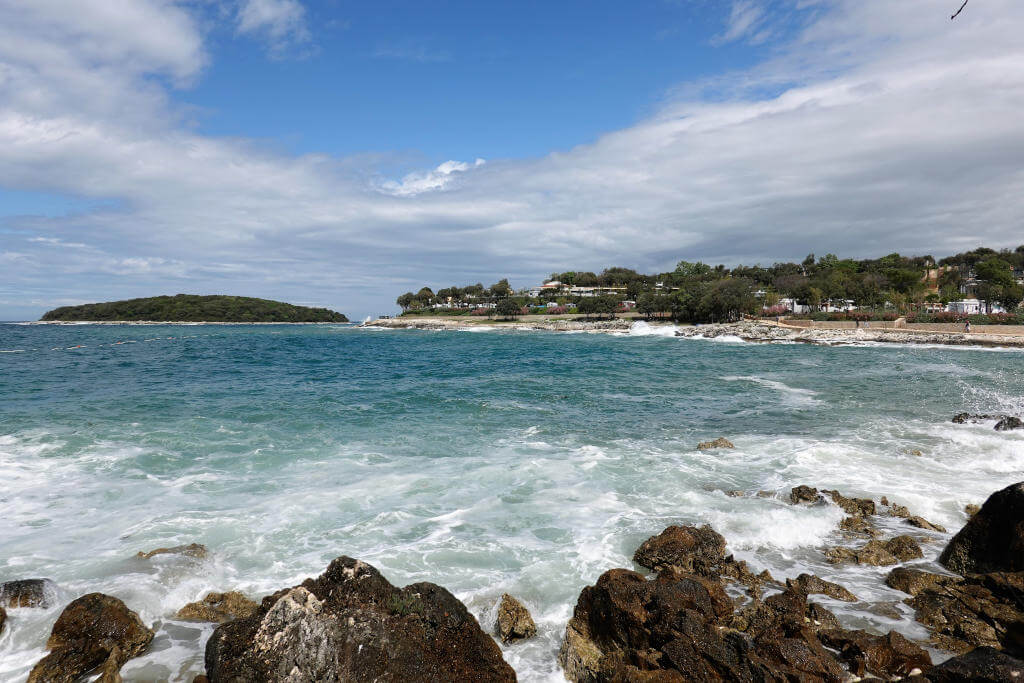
xmin=41 ymin=295 xmax=348 ymax=323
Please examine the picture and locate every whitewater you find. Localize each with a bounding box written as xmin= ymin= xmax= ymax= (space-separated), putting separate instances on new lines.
xmin=0 ymin=322 xmax=1022 ymax=681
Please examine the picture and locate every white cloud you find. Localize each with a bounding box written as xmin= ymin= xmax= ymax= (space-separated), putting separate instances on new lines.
xmin=714 ymin=0 xmax=770 ymax=45
xmin=236 ymin=0 xmax=310 ymax=54
xmin=2 ymin=0 xmax=1024 ymax=318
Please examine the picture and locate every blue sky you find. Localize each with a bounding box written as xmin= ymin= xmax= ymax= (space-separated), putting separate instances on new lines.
xmin=2 ymin=0 xmax=1023 ymax=320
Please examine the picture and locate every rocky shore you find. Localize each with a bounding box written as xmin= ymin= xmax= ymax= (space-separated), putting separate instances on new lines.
xmin=363 ymin=316 xmax=1024 ymax=348
xmin=4 ymin=482 xmax=1022 ymax=681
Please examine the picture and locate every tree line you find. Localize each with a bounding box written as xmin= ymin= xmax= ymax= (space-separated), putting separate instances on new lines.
xmin=42 ymin=295 xmax=349 ymax=323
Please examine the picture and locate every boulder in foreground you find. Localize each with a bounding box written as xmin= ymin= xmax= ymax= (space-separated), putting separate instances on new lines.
xmin=28 ymin=593 xmax=154 ymax=683
xmin=205 ymin=556 xmax=514 ymax=682
xmin=177 ymin=591 xmax=258 ymax=624
xmin=496 ymin=593 xmax=536 ymax=642
xmin=925 ymin=646 xmax=1024 ymax=681
xmin=697 ymin=437 xmax=734 ymax=450
xmin=940 ymin=481 xmax=1024 ymax=574
xmin=136 ymin=543 xmax=208 ymax=560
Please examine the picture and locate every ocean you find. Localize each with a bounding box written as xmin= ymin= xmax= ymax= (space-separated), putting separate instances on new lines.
xmin=1 ymin=322 xmax=1022 ymax=681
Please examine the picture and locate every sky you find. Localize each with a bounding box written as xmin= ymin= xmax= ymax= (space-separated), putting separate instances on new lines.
xmin=1 ymin=0 xmax=1023 ymax=320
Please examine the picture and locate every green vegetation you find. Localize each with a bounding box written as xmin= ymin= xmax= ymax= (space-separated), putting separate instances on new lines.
xmin=494 ymin=299 xmax=522 ymax=319
xmin=41 ymin=294 xmax=348 ymax=323
xmin=396 ymin=244 xmax=1024 ymax=324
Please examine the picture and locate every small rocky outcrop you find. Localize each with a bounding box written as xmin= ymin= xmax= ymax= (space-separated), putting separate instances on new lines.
xmin=786 ymin=573 xmax=857 ymax=602
xmin=0 ymin=578 xmax=56 ymax=608
xmin=906 ymin=515 xmax=947 ymax=533
xmin=789 ymin=485 xmax=821 ymax=504
xmin=27 ymin=593 xmax=154 ymax=683
xmin=925 ymin=646 xmax=1024 ymax=681
xmin=632 ymin=524 xmax=727 ymax=575
xmin=818 ymin=628 xmax=931 ymax=678
xmin=0 ymin=605 xmax=6 ymax=636
xmin=176 ymin=591 xmax=259 ymax=624
xmin=839 ymin=516 xmax=880 ymax=537
xmin=994 ymin=416 xmax=1024 ymax=431
xmin=496 ymin=594 xmax=536 ymax=642
xmin=952 ymin=412 xmax=999 ymax=424
xmin=906 ymin=571 xmax=1024 ymax=654
xmin=826 ymin=536 xmax=923 ymax=566
xmin=885 ymin=567 xmax=956 ymax=597
xmin=204 ymin=556 xmax=515 ymax=682
xmin=136 ymin=543 xmax=208 ymax=560
xmin=966 ymin=503 xmax=981 ymax=517
xmin=823 ymin=490 xmax=876 ymax=517
xmin=697 ymin=437 xmax=734 ymax=450
xmin=939 ymin=481 xmax=1024 ymax=574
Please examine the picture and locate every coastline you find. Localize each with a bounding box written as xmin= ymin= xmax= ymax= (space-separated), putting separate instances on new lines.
xmin=363 ymin=316 xmax=1024 ymax=348
xmin=13 ymin=320 xmax=350 ymax=326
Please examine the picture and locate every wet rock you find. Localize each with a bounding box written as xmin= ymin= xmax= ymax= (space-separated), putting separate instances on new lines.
xmin=786 ymin=573 xmax=857 ymax=602
xmin=790 ymin=485 xmax=821 ymax=504
xmin=906 ymin=515 xmax=947 ymax=533
xmin=906 ymin=449 xmax=924 ymax=457
xmin=496 ymin=593 xmax=536 ymax=642
xmin=724 ymin=489 xmax=744 ymax=498
xmin=176 ymin=591 xmax=259 ymax=624
xmin=559 ymin=568 xmax=844 ymax=682
xmin=885 ymin=567 xmax=956 ymax=597
xmin=136 ymin=543 xmax=208 ymax=560
xmin=888 ymin=504 xmax=911 ymax=518
xmin=633 ymin=525 xmax=727 ymax=576
xmin=826 ymin=536 xmax=922 ymax=566
xmin=205 ymin=556 xmax=514 ymax=682
xmin=952 ymin=412 xmax=999 ymax=424
xmin=0 ymin=578 xmax=56 ymax=608
xmin=193 ymin=676 xmax=211 ymax=683
xmin=840 ymin=516 xmax=880 ymax=537
xmin=907 ymin=571 xmax=1024 ymax=654
xmin=994 ymin=416 xmax=1024 ymax=431
xmin=0 ymin=605 xmax=5 ymax=636
xmin=823 ymin=490 xmax=876 ymax=517
xmin=697 ymin=437 xmax=734 ymax=450
xmin=965 ymin=504 xmax=980 ymax=518
xmin=818 ymin=628 xmax=931 ymax=678
xmin=27 ymin=593 xmax=153 ymax=683
xmin=925 ymin=646 xmax=1024 ymax=681
xmin=940 ymin=481 xmax=1024 ymax=574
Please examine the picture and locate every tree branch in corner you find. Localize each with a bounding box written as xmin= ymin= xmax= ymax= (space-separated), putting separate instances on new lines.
xmin=951 ymin=0 xmax=969 ymax=20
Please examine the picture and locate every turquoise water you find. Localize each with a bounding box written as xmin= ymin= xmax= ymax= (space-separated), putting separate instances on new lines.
xmin=1 ymin=323 xmax=1023 ymax=680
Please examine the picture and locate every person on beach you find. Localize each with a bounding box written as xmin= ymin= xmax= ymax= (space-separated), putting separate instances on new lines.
xmin=965 ymin=320 xmax=971 ymax=333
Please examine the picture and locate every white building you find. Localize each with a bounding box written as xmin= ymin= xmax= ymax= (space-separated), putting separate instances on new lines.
xmin=947 ymin=299 xmax=1005 ymax=314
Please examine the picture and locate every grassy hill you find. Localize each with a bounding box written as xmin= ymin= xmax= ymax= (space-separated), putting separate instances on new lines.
xmin=41 ymin=295 xmax=348 ymax=323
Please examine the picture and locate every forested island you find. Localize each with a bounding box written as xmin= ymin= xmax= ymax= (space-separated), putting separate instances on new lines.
xmin=40 ymin=295 xmax=348 ymax=323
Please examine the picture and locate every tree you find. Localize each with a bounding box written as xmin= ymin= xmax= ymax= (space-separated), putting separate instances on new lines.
xmin=396 ymin=292 xmax=415 ymax=311
xmin=576 ymin=297 xmax=599 ymax=318
xmin=698 ymin=279 xmax=757 ymax=322
xmin=495 ymin=299 xmax=520 ymax=319
xmin=415 ymin=287 xmax=435 ymax=304
xmin=490 ymin=278 xmax=512 ymax=298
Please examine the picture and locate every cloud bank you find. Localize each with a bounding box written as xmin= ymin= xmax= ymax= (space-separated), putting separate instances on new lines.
xmin=2 ymin=0 xmax=1024 ymax=319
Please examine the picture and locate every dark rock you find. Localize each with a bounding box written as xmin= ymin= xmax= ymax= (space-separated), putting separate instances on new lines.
xmin=193 ymin=677 xmax=211 ymax=683
xmin=827 ymin=536 xmax=921 ymax=566
xmin=0 ymin=578 xmax=56 ymax=608
xmin=633 ymin=525 xmax=727 ymax=576
xmin=205 ymin=556 xmax=514 ymax=682
xmin=888 ymin=504 xmax=911 ymax=518
xmin=136 ymin=543 xmax=207 ymax=560
xmin=697 ymin=437 xmax=734 ymax=450
xmin=994 ymin=417 xmax=1024 ymax=431
xmin=885 ymin=568 xmax=956 ymax=597
xmin=965 ymin=504 xmax=981 ymax=518
xmin=925 ymin=646 xmax=1024 ymax=682
xmin=907 ymin=571 xmax=1024 ymax=654
xmin=952 ymin=413 xmax=999 ymax=424
xmin=786 ymin=573 xmax=857 ymax=602
xmin=789 ymin=485 xmax=821 ymax=504
xmin=496 ymin=593 xmax=536 ymax=642
xmin=840 ymin=516 xmax=880 ymax=537
xmin=176 ymin=591 xmax=258 ymax=624
xmin=940 ymin=482 xmax=1024 ymax=574
xmin=0 ymin=605 xmax=5 ymax=636
xmin=823 ymin=490 xmax=876 ymax=517
xmin=818 ymin=628 xmax=931 ymax=678
xmin=906 ymin=516 xmax=947 ymax=533
xmin=27 ymin=593 xmax=153 ymax=683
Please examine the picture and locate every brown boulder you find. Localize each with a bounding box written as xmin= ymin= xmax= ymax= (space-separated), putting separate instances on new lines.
xmin=136 ymin=543 xmax=207 ymax=560
xmin=204 ymin=556 xmax=514 ymax=682
xmin=823 ymin=490 xmax=876 ymax=517
xmin=885 ymin=567 xmax=956 ymax=596
xmin=27 ymin=593 xmax=153 ymax=683
xmin=789 ymin=485 xmax=821 ymax=504
xmin=925 ymin=646 xmax=1024 ymax=681
xmin=995 ymin=416 xmax=1024 ymax=431
xmin=0 ymin=578 xmax=56 ymax=608
xmin=826 ymin=536 xmax=921 ymax=566
xmin=906 ymin=515 xmax=947 ymax=533
xmin=176 ymin=591 xmax=258 ymax=624
xmin=940 ymin=481 xmax=1024 ymax=574
xmin=786 ymin=573 xmax=857 ymax=602
xmin=496 ymin=593 xmax=536 ymax=642
xmin=697 ymin=437 xmax=734 ymax=450
xmin=0 ymin=605 xmax=5 ymax=636
xmin=839 ymin=516 xmax=880 ymax=537
xmin=818 ymin=628 xmax=931 ymax=678
xmin=632 ymin=525 xmax=727 ymax=575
